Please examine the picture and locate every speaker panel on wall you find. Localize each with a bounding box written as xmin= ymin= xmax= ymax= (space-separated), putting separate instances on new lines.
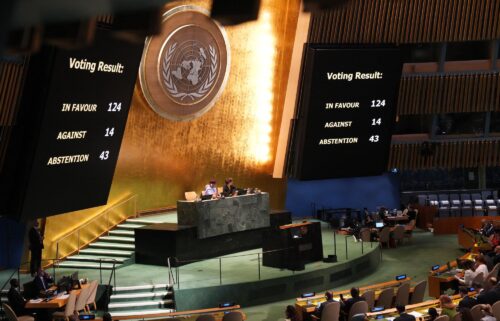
xmin=211 ymin=0 xmax=261 ymax=25
xmin=303 ymin=0 xmax=350 ymax=12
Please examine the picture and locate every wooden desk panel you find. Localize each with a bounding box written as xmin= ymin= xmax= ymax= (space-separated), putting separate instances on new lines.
xmin=25 ymin=284 xmax=89 ymax=309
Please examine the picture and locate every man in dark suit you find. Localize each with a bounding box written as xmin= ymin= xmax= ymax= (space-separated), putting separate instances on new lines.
xmin=314 ymin=291 xmax=339 ymax=318
xmin=341 ymin=287 xmax=365 ymax=317
xmin=394 ymin=305 xmax=416 ymax=321
xmin=29 ymin=220 xmax=44 ymax=276
xmin=7 ymin=279 xmax=28 ymax=316
xmin=458 ymin=286 xmax=477 ymax=309
xmin=33 ymin=268 xmax=53 ymax=293
xmin=476 ymin=280 xmax=500 ymax=305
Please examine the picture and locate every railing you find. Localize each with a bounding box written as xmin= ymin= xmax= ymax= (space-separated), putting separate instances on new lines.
xmin=167 ymin=236 xmax=379 ymax=290
xmin=53 ymin=194 xmax=138 ymax=263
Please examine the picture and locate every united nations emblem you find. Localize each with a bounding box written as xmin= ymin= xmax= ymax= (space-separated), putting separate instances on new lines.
xmin=139 ymin=6 xmax=230 ymax=121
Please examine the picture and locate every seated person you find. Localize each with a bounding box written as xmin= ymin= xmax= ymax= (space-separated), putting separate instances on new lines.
xmin=394 ymin=304 xmax=415 ymax=321
xmin=455 ymin=260 xmax=476 ymax=286
xmin=427 ymin=307 xmax=438 ymax=321
xmin=474 ymin=255 xmax=489 ymax=280
xmin=458 ymin=286 xmax=477 ymax=309
xmin=439 ymin=295 xmax=457 ymax=319
xmin=314 ymin=291 xmax=339 ymax=318
xmin=363 ymin=208 xmax=374 ymax=227
xmin=7 ymin=279 xmax=28 ymax=316
xmin=33 ymin=267 xmax=54 ymax=293
xmin=340 ymin=287 xmax=365 ymax=317
xmin=203 ymin=179 xmax=219 ymax=199
xmin=222 ymin=178 xmax=237 ymax=197
xmin=285 ymin=305 xmax=302 ymax=321
xmin=480 ymin=220 xmax=495 ymax=238
xmin=488 ymin=230 xmax=500 ymax=248
xmin=477 ymin=279 xmax=500 ymax=305
xmin=492 ymin=246 xmax=500 ymax=265
xmin=378 ymin=207 xmax=388 ymax=221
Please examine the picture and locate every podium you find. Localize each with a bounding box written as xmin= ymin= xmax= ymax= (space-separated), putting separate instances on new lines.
xmin=262 ymin=221 xmax=323 ymax=270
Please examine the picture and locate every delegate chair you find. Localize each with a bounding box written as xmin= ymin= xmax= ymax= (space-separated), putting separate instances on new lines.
xmin=472 ymin=193 xmax=483 ymax=206
xmin=471 ymin=272 xmax=484 ymax=287
xmin=428 ymin=194 xmax=439 ymax=206
xmin=221 ymin=312 xmax=244 ymax=321
xmin=85 ymin=281 xmax=99 ymax=311
xmin=319 ymin=301 xmax=340 ymax=321
xmin=2 ymin=303 xmax=34 ymax=321
xmin=75 ymin=285 xmax=92 ymax=314
xmin=438 ymin=194 xmax=450 ymax=210
xmin=404 ymin=220 xmax=416 ymax=243
xmin=375 ymin=288 xmax=394 ymax=309
xmin=394 ymin=283 xmax=410 ymax=306
xmin=378 ymin=227 xmax=391 ymax=248
xmin=492 ymin=301 xmax=500 ymax=320
xmin=434 ymin=316 xmax=449 ymax=321
xmin=461 ymin=194 xmax=473 ymax=216
xmin=360 ymin=228 xmax=371 ymax=242
xmin=52 ymin=292 xmax=77 ymax=321
xmin=451 ymin=313 xmax=462 ymax=321
xmin=196 ymin=315 xmax=216 ymax=321
xmin=361 ymin=290 xmax=375 ymax=310
xmin=348 ymin=301 xmax=368 ymax=321
xmin=409 ymin=280 xmax=427 ymax=304
xmin=185 ymin=191 xmax=197 ymax=201
xmin=449 ymin=194 xmax=461 ymax=207
xmin=483 ymin=264 xmax=500 ymax=291
xmin=470 ymin=304 xmax=483 ymax=321
xmin=417 ymin=195 xmax=427 ymax=205
xmin=392 ymin=225 xmax=405 ymax=247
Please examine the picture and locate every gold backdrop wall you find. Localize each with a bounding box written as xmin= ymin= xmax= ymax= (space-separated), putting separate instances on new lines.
xmin=42 ymin=0 xmax=301 ymax=260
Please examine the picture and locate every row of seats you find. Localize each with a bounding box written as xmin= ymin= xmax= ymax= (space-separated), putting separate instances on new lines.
xmin=417 ymin=192 xmax=500 ymax=217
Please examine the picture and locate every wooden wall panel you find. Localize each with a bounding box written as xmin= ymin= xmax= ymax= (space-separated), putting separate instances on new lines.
xmin=309 ymin=0 xmax=500 ymax=43
xmin=397 ymin=73 xmax=500 ymax=115
xmin=0 ymin=58 xmax=27 ymax=171
xmin=388 ymin=140 xmax=500 ymax=170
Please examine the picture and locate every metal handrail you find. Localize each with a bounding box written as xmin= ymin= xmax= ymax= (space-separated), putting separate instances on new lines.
xmin=54 ymin=194 xmax=138 ymax=261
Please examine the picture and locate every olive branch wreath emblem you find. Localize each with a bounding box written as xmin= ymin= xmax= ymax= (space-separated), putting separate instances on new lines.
xmin=162 ymin=42 xmax=218 ymax=101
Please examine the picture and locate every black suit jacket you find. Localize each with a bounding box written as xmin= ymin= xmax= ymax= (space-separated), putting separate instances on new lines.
xmin=33 ymin=275 xmax=52 ymax=292
xmin=394 ymin=313 xmax=416 ymax=321
xmin=29 ymin=227 xmax=44 ymax=251
xmin=458 ymin=296 xmax=477 ymax=309
xmin=7 ymin=288 xmax=27 ymax=316
xmin=477 ymin=288 xmax=500 ymax=305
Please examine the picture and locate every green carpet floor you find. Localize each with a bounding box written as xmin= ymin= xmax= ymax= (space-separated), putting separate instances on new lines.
xmin=243 ymin=229 xmax=463 ymax=321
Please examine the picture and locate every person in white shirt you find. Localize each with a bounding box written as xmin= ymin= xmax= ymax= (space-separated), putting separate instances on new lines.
xmin=203 ymin=179 xmax=219 ymax=199
xmin=474 ymin=255 xmax=489 ymax=281
xmin=456 ymin=260 xmax=476 ymax=286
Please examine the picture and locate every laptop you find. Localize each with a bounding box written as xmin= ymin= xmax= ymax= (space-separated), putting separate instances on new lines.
xmin=375 ymin=222 xmax=384 ymax=228
xmin=201 ymin=194 xmax=213 ymax=200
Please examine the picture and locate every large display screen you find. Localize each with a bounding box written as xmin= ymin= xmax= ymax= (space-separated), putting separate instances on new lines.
xmin=9 ymin=30 xmax=143 ymax=219
xmin=291 ymin=45 xmax=402 ymax=180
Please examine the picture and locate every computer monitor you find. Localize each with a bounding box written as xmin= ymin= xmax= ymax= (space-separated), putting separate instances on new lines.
xmin=201 ymin=194 xmax=213 ymax=201
xmin=375 ymin=222 xmax=384 ymax=228
xmin=237 ymin=188 xmax=247 ymax=196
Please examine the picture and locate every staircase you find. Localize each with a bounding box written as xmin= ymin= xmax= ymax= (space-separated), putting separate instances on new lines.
xmin=58 ymin=216 xmax=173 ymax=270
xmin=108 ymin=283 xmax=175 ymax=318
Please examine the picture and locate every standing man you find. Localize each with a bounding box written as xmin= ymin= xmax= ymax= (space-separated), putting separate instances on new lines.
xmin=29 ymin=220 xmax=44 ymax=276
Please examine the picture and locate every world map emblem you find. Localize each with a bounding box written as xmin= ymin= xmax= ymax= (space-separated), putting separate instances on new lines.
xmin=139 ymin=6 xmax=230 ymax=121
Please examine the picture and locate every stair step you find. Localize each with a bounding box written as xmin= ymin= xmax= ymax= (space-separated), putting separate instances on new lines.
xmin=117 ymin=223 xmax=144 ymax=230
xmin=65 ymin=255 xmax=127 ymax=263
xmin=125 ymin=218 xmax=162 ymax=225
xmin=110 ymin=291 xmax=172 ymax=302
xmin=109 ymin=230 xmax=134 ymax=236
xmin=89 ymin=242 xmax=135 ymax=250
xmin=79 ymin=248 xmax=133 ymax=257
xmin=99 ymin=236 xmax=135 ymax=243
xmin=57 ymin=262 xmax=117 ymax=269
xmin=108 ymin=299 xmax=173 ymax=309
xmin=109 ymin=309 xmax=175 ymax=318
xmin=114 ymin=284 xmax=171 ymax=293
